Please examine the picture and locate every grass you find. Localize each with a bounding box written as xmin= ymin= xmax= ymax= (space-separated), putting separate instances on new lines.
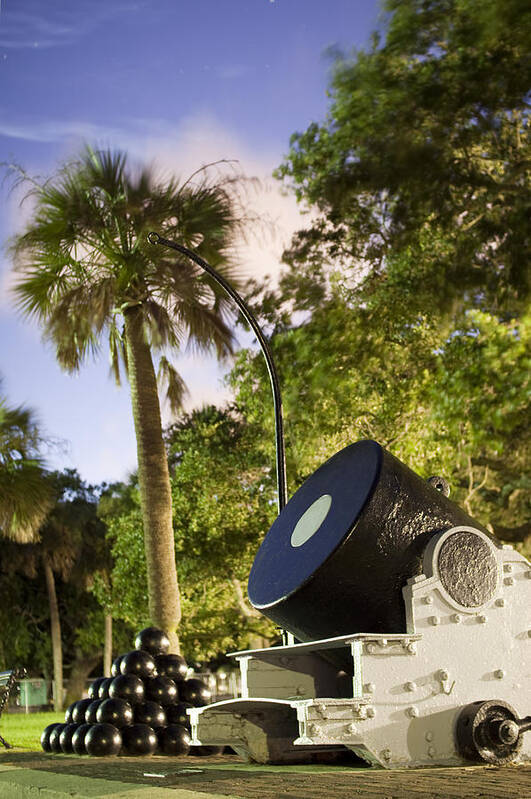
xmin=1 ymin=711 xmax=64 ymax=750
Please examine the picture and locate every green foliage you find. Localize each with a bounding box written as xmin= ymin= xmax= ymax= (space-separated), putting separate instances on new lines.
xmin=0 ymin=569 xmax=51 ymax=672
xmin=0 ymin=470 xmax=124 ymax=675
xmin=277 ymin=0 xmax=531 ymax=317
xmin=99 ymin=408 xmax=278 ymax=661
xmin=168 ymin=406 xmax=277 ymax=658
xmin=9 ymin=147 xmax=248 ymax=400
xmin=99 ymin=498 xmax=149 ymax=627
xmin=0 ymin=388 xmax=51 ymax=542
xmin=230 ymin=298 xmax=529 ymax=551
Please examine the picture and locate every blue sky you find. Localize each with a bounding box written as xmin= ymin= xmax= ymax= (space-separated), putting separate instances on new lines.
xmin=0 ymin=0 xmax=381 ymax=484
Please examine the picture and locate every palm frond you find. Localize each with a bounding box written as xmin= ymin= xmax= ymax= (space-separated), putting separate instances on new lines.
xmin=9 ymin=146 xmax=250 ymax=390
xmin=0 ymin=461 xmax=51 ymax=542
xmin=157 ymin=356 xmax=188 ymax=414
xmin=0 ymin=395 xmax=51 ymax=543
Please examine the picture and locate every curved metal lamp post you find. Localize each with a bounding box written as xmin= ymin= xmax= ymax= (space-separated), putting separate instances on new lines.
xmin=148 ymin=231 xmax=288 ymax=514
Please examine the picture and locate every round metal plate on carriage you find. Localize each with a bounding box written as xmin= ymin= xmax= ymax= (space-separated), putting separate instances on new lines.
xmin=437 ymin=531 xmax=498 ymax=607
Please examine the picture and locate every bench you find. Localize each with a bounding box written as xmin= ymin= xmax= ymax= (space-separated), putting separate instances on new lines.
xmin=0 ymin=668 xmax=27 ymax=749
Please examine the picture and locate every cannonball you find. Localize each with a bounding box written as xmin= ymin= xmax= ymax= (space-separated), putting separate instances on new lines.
xmin=165 ymin=701 xmax=193 ymax=729
xmin=59 ymin=723 xmax=80 ymax=753
xmin=98 ymin=677 xmax=114 ymax=700
xmin=85 ymin=699 xmax=103 ymax=725
xmin=135 ymin=627 xmax=170 ymax=656
xmin=158 ymin=723 xmax=191 ymax=756
xmin=109 ymin=673 xmax=145 ymax=704
xmin=64 ymin=701 xmax=77 ymax=723
xmin=72 ymin=698 xmax=93 ymax=724
xmin=145 ymin=675 xmax=178 ymax=705
xmin=72 ymin=723 xmax=92 ymax=755
xmin=85 ymin=723 xmax=122 ymax=756
xmin=134 ymin=700 xmax=167 ymax=728
xmin=121 ymin=723 xmax=158 ymax=756
xmin=96 ymin=697 xmax=133 ymax=728
xmin=41 ymin=723 xmax=61 ymax=752
xmin=120 ymin=649 xmax=156 ymax=679
xmin=111 ymin=655 xmax=124 ymax=677
xmin=179 ymin=678 xmax=211 ymax=707
xmin=155 ymin=653 xmax=188 ymax=682
xmin=88 ymin=677 xmax=107 ymax=699
xmin=49 ymin=723 xmax=67 ymax=753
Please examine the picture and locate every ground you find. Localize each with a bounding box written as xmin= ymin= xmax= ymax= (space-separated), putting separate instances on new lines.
xmin=0 ymin=749 xmax=530 ymax=798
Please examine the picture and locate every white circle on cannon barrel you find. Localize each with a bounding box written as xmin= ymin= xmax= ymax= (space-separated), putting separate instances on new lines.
xmin=290 ymin=494 xmax=333 ymax=548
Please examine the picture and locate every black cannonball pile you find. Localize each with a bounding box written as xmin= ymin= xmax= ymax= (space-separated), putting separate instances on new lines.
xmin=41 ymin=627 xmax=222 ymax=757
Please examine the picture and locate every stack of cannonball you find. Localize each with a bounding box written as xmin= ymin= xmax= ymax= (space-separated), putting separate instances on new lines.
xmin=40 ymin=627 xmax=221 ymax=757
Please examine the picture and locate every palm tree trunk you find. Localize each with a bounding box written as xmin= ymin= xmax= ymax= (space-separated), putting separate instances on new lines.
xmin=103 ymin=612 xmax=113 ymax=677
xmin=42 ymin=551 xmax=63 ymax=711
xmin=124 ymin=307 xmax=181 ymax=653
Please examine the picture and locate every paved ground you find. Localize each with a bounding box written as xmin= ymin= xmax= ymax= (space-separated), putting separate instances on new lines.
xmin=0 ymin=749 xmax=529 ymax=798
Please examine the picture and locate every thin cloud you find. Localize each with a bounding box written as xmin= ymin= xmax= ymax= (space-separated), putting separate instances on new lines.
xmin=0 ymin=117 xmax=130 ymax=144
xmin=217 ymin=65 xmax=250 ymax=79
xmin=0 ymin=0 xmax=147 ymax=50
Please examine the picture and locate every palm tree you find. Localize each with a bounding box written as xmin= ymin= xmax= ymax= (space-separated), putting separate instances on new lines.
xmin=9 ymin=147 xmax=246 ymax=652
xmin=0 ymin=388 xmax=51 ymax=542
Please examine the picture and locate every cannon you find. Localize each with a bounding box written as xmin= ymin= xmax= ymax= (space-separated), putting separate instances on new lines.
xmin=189 ymin=441 xmax=531 ymax=768
xmin=149 ymin=234 xmax=530 ymax=769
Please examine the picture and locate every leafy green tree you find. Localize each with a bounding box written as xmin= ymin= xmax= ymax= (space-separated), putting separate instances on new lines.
xmin=2 ymin=470 xmax=133 ymax=706
xmin=245 ymin=0 xmax=531 ymax=556
xmin=167 ymin=406 xmax=277 ymax=658
xmin=277 ymin=0 xmax=531 ymax=318
xmin=9 ymin=147 xmax=248 ymax=652
xmin=0 ymin=388 xmax=51 ymax=542
xmin=99 ymin=408 xmax=277 ymax=661
xmin=229 ymin=298 xmax=530 ymax=551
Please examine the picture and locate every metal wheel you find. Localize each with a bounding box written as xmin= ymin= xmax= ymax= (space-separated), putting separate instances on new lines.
xmin=455 ymin=700 xmax=523 ymax=764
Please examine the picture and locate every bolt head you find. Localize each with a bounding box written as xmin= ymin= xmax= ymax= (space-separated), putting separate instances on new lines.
xmin=495 ymin=598 xmax=505 ymax=607
xmin=423 ymin=595 xmax=434 ymax=605
xmin=478 ymin=614 xmax=488 ymax=623
xmin=429 ymin=616 xmax=440 ymax=626
xmin=346 ymin=722 xmax=357 ymax=733
xmin=407 ymin=706 xmax=419 ymax=718
xmin=405 ymin=681 xmax=417 ymax=692
xmin=498 ymin=720 xmax=519 ymax=745
xmin=451 ymin=613 xmax=462 ymax=623
xmin=494 ymin=669 xmax=505 ymax=679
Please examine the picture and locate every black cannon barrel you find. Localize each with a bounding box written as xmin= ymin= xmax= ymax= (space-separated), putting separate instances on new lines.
xmin=248 ymin=440 xmax=490 ymax=642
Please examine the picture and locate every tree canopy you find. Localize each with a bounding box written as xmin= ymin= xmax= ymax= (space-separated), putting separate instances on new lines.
xmin=276 ymin=0 xmax=531 ymax=319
